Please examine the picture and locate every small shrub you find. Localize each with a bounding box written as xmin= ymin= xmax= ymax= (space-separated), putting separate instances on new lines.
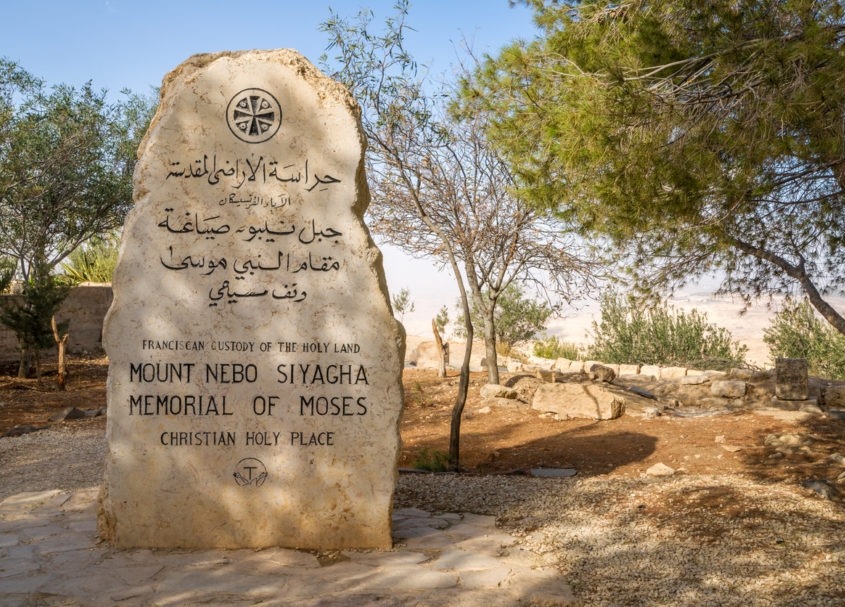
xmin=533 ymin=336 xmax=581 ymax=360
xmin=764 ymin=298 xmax=845 ymax=380
xmin=587 ymin=292 xmax=747 ymax=368
xmin=411 ymin=448 xmax=449 ymax=472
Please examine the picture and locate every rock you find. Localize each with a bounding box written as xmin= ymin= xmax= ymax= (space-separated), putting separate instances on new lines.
xmin=535 ymin=368 xmax=560 ymax=383
xmin=721 ymin=445 xmax=742 ymax=453
xmin=728 ymin=368 xmax=755 ymax=380
xmin=476 ymin=406 xmax=492 ymax=415
xmin=479 ymin=384 xmax=518 ymax=400
xmin=820 ymin=386 xmax=845 ymax=408
xmin=618 ymin=364 xmax=640 ymax=377
xmin=679 ymin=375 xmax=710 ymax=385
xmin=710 ymin=380 xmax=746 ymax=399
xmin=659 ymin=366 xmax=687 ymax=380
xmin=589 ymin=363 xmax=616 ymax=383
xmin=2 ymin=424 xmax=45 ymax=437
xmin=765 ymin=433 xmax=806 ymax=447
xmin=506 ymin=360 xmax=524 ymax=373
xmin=801 ymin=479 xmax=840 ymax=501
xmin=100 ymin=50 xmax=404 ymax=551
xmin=553 ymin=358 xmax=573 ymax=371
xmin=714 ymin=435 xmax=726 ymax=444
xmin=829 ymin=453 xmax=845 ymax=466
xmin=531 ymin=382 xmax=625 ymax=420
xmin=486 ymin=397 xmax=524 ymax=409
xmin=64 ymin=407 xmax=88 ymax=420
xmin=639 ymin=365 xmax=660 ymax=379
xmin=646 ymin=463 xmax=675 ymax=477
xmin=775 ymin=358 xmax=809 ymax=401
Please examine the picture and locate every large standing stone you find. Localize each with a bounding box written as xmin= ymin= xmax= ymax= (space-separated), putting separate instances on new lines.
xmin=99 ymin=50 xmax=404 ymax=550
xmin=775 ymin=358 xmax=809 ymax=401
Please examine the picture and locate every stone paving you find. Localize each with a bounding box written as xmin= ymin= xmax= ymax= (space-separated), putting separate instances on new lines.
xmin=0 ymin=488 xmax=576 ymax=606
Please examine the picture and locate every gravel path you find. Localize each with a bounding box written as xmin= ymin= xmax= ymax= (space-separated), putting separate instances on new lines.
xmin=3 ymin=422 xmax=845 ymax=606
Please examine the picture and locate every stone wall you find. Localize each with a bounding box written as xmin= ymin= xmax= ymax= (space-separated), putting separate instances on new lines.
xmin=0 ymin=284 xmax=112 ymax=363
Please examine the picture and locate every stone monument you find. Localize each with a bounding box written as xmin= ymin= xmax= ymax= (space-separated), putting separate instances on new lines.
xmin=775 ymin=357 xmax=809 ymax=401
xmin=99 ymin=50 xmax=405 ymax=550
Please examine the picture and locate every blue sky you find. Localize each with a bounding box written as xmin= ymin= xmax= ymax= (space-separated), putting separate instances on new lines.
xmin=1 ymin=1 xmax=536 ymax=99
xmin=1 ymin=1 xmax=539 ymax=336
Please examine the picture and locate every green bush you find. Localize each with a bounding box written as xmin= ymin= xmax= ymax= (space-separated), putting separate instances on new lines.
xmin=763 ymin=298 xmax=845 ymax=380
xmin=587 ymin=292 xmax=747 ymax=369
xmin=61 ymin=235 xmax=119 ymax=284
xmin=533 ymin=336 xmax=581 ymax=360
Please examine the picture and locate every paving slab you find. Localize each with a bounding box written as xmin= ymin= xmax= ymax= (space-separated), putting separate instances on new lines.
xmin=0 ymin=488 xmax=576 ymax=606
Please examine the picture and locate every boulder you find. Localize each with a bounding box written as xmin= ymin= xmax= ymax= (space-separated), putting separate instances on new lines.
xmin=659 ymin=366 xmax=687 ymax=380
xmin=553 ymin=358 xmax=573 ymax=371
xmin=618 ymin=364 xmax=640 ymax=377
xmin=821 ymin=386 xmax=845 ymax=408
xmin=639 ymin=365 xmax=660 ymax=379
xmin=531 ymin=382 xmax=625 ymax=420
xmin=710 ymin=380 xmax=747 ymax=399
xmin=480 ymin=384 xmax=518 ymax=400
xmin=589 ymin=363 xmax=616 ymax=383
xmin=646 ymin=463 xmax=675 ymax=477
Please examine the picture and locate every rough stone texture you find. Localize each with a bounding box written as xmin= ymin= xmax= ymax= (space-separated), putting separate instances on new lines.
xmin=639 ymin=365 xmax=660 ymax=379
xmin=479 ymin=384 xmax=518 ymax=400
xmin=660 ymin=366 xmax=687 ymax=380
xmin=588 ymin=363 xmax=616 ymax=383
xmin=618 ymin=364 xmax=640 ymax=377
xmin=775 ymin=358 xmax=809 ymax=401
xmin=821 ymin=386 xmax=845 ymax=408
xmin=553 ymin=358 xmax=574 ymax=371
xmin=646 ymin=463 xmax=676 ymax=477
xmin=531 ymin=382 xmax=625 ymax=420
xmin=710 ymin=380 xmax=747 ymax=399
xmin=100 ymin=50 xmax=404 ymax=550
xmin=0 ymin=490 xmax=577 ymax=607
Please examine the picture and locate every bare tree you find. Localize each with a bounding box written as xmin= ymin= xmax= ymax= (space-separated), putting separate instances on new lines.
xmin=321 ymin=1 xmax=593 ymax=466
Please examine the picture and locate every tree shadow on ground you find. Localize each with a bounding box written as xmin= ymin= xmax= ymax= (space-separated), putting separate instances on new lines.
xmin=739 ymin=413 xmax=845 ymax=503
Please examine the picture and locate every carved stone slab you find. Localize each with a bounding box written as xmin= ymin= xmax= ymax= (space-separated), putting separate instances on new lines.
xmin=99 ymin=50 xmax=404 ymax=550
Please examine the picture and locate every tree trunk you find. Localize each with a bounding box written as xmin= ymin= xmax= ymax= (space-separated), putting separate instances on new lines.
xmin=52 ymin=315 xmax=69 ymax=391
xmin=447 ymin=261 xmax=473 ymax=472
xmin=17 ymin=344 xmax=28 ymax=379
xmin=483 ymin=309 xmax=499 ymax=385
xmin=432 ymin=319 xmax=448 ymax=378
xmin=730 ymin=237 xmax=845 ymax=336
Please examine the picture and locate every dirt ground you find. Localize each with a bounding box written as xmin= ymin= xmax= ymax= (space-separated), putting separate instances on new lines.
xmin=2 ymin=357 xmax=845 ymax=497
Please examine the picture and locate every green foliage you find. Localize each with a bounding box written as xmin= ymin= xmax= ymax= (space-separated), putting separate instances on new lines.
xmin=391 ymin=287 xmax=415 ymax=322
xmin=588 ymin=292 xmax=747 ymax=369
xmin=0 ymin=256 xmax=14 ymax=293
xmin=0 ymin=270 xmax=71 ymax=377
xmin=456 ymin=284 xmax=554 ymax=353
xmin=411 ymin=448 xmax=449 ymax=472
xmin=533 ymin=336 xmax=581 ymax=361
xmin=463 ymin=0 xmax=845 ymax=335
xmin=0 ymin=60 xmax=155 ymax=281
xmin=764 ymin=299 xmax=845 ymax=380
xmin=60 ymin=234 xmax=119 ymax=284
xmin=434 ymin=305 xmax=449 ymax=337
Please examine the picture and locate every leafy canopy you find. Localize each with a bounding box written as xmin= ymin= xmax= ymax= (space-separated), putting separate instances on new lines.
xmin=464 ymin=0 xmax=845 ymax=333
xmin=0 ymin=59 xmax=154 ymax=281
